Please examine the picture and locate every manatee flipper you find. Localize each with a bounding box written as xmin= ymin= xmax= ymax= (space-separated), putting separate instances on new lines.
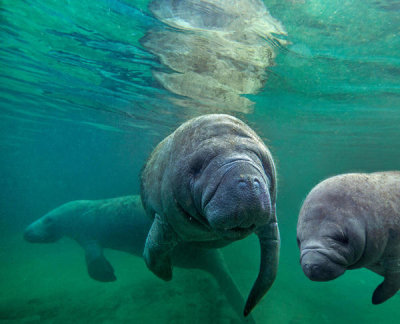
xmin=244 ymin=220 xmax=280 ymax=316
xmin=372 ymin=276 xmax=400 ymax=304
xmin=83 ymin=241 xmax=116 ymax=282
xmin=144 ymin=213 xmax=179 ymax=281
xmin=372 ymin=258 xmax=400 ymax=304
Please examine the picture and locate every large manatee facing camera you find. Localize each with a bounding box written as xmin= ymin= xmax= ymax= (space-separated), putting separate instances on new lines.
xmin=141 ymin=114 xmax=279 ymax=315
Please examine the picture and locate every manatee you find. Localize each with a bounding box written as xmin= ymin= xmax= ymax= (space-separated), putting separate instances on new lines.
xmin=297 ymin=172 xmax=400 ymax=304
xmin=141 ymin=114 xmax=279 ymax=316
xmin=24 ymin=195 xmax=254 ymax=322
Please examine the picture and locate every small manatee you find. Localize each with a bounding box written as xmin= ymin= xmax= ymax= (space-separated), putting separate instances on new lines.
xmin=297 ymin=172 xmax=400 ymax=304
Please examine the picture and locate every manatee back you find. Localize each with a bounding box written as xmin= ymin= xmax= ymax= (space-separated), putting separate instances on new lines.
xmin=89 ymin=196 xmax=151 ymax=253
xmin=302 ymin=172 xmax=400 ymax=229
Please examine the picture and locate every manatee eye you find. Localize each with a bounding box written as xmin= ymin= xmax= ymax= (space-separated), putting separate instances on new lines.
xmin=296 ymin=237 xmax=300 ymax=247
xmin=332 ymin=233 xmax=349 ymax=244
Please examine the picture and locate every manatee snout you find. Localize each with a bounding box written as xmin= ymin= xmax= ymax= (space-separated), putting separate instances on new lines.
xmin=23 ymin=219 xmax=60 ymax=243
xmin=23 ymin=225 xmax=50 ymax=243
xmin=23 ymin=225 xmax=38 ymax=242
xmin=204 ymin=161 xmax=271 ymax=238
xmin=300 ymin=249 xmax=345 ymax=281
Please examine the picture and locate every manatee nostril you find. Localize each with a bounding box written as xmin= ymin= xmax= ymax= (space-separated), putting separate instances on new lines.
xmin=238 ymin=179 xmax=248 ymax=189
xmin=253 ymin=178 xmax=261 ymax=191
xmin=237 ymin=177 xmax=262 ymax=191
xmin=303 ymin=263 xmax=318 ymax=273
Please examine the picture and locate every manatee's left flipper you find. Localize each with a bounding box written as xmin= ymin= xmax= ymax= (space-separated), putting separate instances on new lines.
xmin=372 ymin=274 xmax=400 ymax=304
xmin=83 ymin=241 xmax=116 ymax=282
xmin=372 ymin=258 xmax=400 ymax=304
xmin=244 ymin=221 xmax=280 ymax=316
xmin=143 ymin=213 xmax=179 ymax=281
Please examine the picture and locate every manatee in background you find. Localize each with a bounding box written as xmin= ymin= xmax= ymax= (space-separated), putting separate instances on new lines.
xmin=24 ymin=195 xmax=255 ymax=323
xmin=141 ymin=0 xmax=287 ymax=113
xmin=297 ymin=172 xmax=400 ymax=304
xmin=141 ymin=114 xmax=279 ymax=316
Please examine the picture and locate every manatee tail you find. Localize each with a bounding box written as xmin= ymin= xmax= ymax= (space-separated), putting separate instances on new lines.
xmin=244 ymin=222 xmax=280 ymax=316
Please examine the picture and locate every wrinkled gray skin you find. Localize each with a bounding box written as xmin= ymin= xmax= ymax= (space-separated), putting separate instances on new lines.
xmin=297 ymin=172 xmax=400 ymax=304
xmin=24 ymin=196 xmax=255 ymax=323
xmin=141 ymin=114 xmax=279 ymax=316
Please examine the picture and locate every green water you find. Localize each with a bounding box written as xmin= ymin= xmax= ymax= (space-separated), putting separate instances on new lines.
xmin=1 ymin=0 xmax=399 ymax=323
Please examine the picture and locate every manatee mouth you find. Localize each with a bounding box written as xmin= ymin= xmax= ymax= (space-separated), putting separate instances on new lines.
xmin=300 ymin=248 xmax=346 ymax=281
xmin=220 ymin=224 xmax=257 ymax=239
xmin=23 ymin=228 xmax=58 ymax=243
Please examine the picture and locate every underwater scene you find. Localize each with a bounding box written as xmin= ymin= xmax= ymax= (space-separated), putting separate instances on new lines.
xmin=1 ymin=0 xmax=399 ymax=323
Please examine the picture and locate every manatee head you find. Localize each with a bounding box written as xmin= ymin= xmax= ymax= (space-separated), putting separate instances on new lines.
xmin=24 ymin=201 xmax=87 ymax=243
xmin=24 ymin=213 xmax=63 ymax=243
xmin=297 ymin=179 xmax=366 ymax=281
xmin=169 ymin=117 xmax=276 ymax=241
xmin=196 ymin=154 xmax=272 ymax=240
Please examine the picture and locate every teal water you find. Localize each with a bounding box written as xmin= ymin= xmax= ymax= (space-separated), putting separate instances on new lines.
xmin=1 ymin=0 xmax=399 ymax=323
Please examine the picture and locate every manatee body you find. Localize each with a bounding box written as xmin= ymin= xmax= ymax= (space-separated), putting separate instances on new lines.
xmin=24 ymin=196 xmax=253 ymax=322
xmin=141 ymin=114 xmax=279 ymax=315
xmin=297 ymin=172 xmax=400 ymax=304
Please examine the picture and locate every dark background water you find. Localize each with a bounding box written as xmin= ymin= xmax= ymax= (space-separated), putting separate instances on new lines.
xmin=0 ymin=0 xmax=399 ymax=323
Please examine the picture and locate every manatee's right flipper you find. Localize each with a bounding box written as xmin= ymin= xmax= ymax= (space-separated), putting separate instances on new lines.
xmin=83 ymin=241 xmax=116 ymax=282
xmin=372 ymin=258 xmax=400 ymax=304
xmin=244 ymin=221 xmax=280 ymax=316
xmin=143 ymin=213 xmax=179 ymax=281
